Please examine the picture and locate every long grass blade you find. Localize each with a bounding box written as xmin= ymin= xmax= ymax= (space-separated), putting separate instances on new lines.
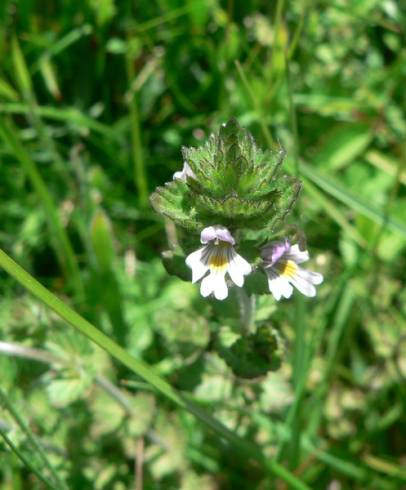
xmin=0 ymin=387 xmax=67 ymax=489
xmin=0 ymin=102 xmax=114 ymax=138
xmin=0 ymin=426 xmax=57 ymax=490
xmin=299 ymin=162 xmax=406 ymax=239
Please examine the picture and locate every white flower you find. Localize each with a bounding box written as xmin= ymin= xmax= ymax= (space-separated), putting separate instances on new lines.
xmin=261 ymin=239 xmax=323 ymax=301
xmin=185 ymin=225 xmax=252 ymax=300
xmin=173 ymin=162 xmax=195 ymax=181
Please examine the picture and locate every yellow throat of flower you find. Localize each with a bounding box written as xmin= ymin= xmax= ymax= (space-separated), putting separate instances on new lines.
xmin=277 ymin=259 xmax=298 ymax=278
xmin=208 ymin=242 xmax=231 ymax=271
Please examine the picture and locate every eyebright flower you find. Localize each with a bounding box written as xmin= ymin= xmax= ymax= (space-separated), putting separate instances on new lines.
xmin=261 ymin=240 xmax=323 ymax=301
xmin=173 ymin=162 xmax=195 ymax=181
xmin=185 ymin=225 xmax=252 ymax=300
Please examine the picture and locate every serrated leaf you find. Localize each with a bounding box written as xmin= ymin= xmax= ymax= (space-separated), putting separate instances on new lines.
xmin=150 ymin=182 xmax=203 ymax=230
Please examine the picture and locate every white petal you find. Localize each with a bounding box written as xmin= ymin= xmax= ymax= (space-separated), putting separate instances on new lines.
xmin=233 ymin=252 xmax=252 ymax=276
xmin=287 ymin=244 xmax=309 ymax=264
xmin=309 ymin=271 xmax=323 ymax=285
xmin=200 ymin=274 xmax=214 ymax=297
xmin=212 ymin=272 xmax=228 ymax=300
xmin=200 ymin=271 xmax=228 ymax=300
xmin=280 ymin=277 xmax=294 ymax=298
xmin=227 ymin=251 xmax=251 ymax=288
xmin=183 ymin=162 xmax=195 ymax=178
xmin=227 ymin=259 xmax=244 ymax=287
xmin=267 ymin=275 xmax=284 ymax=301
xmin=289 ymin=268 xmax=317 ymax=297
xmin=185 ymin=248 xmax=209 ymax=283
xmin=185 ymin=248 xmax=202 ymax=268
xmin=173 ymin=170 xmax=185 ymax=181
xmin=173 ymin=162 xmax=195 ymax=181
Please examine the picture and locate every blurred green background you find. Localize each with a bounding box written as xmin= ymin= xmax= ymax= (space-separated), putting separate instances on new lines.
xmin=0 ymin=0 xmax=405 ymax=489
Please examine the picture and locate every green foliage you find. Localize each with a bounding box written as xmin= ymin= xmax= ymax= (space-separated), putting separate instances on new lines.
xmin=0 ymin=1 xmax=405 ymax=489
xmin=44 ymin=331 xmax=96 ymax=407
xmin=220 ymin=326 xmax=283 ymax=379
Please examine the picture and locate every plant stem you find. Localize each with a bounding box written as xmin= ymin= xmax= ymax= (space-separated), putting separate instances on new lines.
xmin=237 ymin=288 xmax=255 ymax=334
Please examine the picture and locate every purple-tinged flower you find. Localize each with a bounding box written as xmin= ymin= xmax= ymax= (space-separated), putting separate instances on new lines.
xmin=173 ymin=162 xmax=195 ymax=181
xmin=186 ymin=225 xmax=251 ymax=300
xmin=261 ymin=240 xmax=323 ymax=301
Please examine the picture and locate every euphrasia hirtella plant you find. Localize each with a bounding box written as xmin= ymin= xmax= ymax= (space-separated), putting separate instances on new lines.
xmin=151 ymin=119 xmax=323 ymax=302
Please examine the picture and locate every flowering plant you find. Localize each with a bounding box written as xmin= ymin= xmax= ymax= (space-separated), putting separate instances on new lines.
xmin=151 ymin=119 xmax=323 ymax=378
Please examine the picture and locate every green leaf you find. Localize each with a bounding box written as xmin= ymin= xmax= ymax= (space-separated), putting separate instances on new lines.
xmin=313 ymin=123 xmax=372 ymax=170
xmin=90 ymin=209 xmax=115 ymax=272
xmin=46 ymin=377 xmax=92 ymax=408
xmin=0 ymin=78 xmax=19 ymax=101
xmin=244 ymin=270 xmax=270 ymax=295
xmin=150 ymin=181 xmax=203 ymax=230
xmin=89 ymin=390 xmax=126 ymax=436
xmin=39 ymin=57 xmax=61 ymax=100
xmin=127 ymin=393 xmax=156 ymax=437
xmin=161 ymin=249 xmax=191 ymax=281
xmin=11 ymin=36 xmax=33 ymax=99
xmin=154 ymin=309 xmax=210 ymax=360
xmin=0 ymin=102 xmax=114 ymax=138
xmin=219 ymin=326 xmax=283 ymax=379
xmin=0 ymin=386 xmax=67 ymax=489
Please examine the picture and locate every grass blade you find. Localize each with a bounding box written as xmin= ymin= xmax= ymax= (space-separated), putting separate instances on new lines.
xmin=0 ymin=427 xmax=57 ymax=490
xmin=0 ymin=102 xmax=115 ymax=138
xmin=126 ymin=31 xmax=148 ymax=207
xmin=299 ymin=162 xmax=406 ymax=239
xmin=0 ymin=387 xmax=67 ymax=489
xmin=303 ymin=178 xmax=367 ymax=247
